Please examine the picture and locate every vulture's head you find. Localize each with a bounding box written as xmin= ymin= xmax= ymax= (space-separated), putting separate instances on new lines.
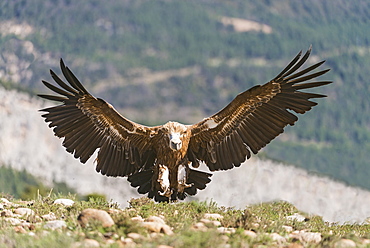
xmin=162 ymin=121 xmax=190 ymax=151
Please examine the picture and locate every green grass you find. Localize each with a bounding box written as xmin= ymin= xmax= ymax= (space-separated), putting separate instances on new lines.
xmin=1 ymin=194 xmax=370 ymax=247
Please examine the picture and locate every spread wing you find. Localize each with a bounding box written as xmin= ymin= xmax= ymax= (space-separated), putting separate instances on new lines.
xmin=188 ymin=47 xmax=332 ymax=171
xmin=38 ymin=59 xmax=157 ymax=177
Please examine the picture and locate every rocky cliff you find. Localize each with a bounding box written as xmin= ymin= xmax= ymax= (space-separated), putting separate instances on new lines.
xmin=0 ymin=87 xmax=369 ymax=223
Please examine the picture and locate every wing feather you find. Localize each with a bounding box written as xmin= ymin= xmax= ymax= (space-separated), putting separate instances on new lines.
xmin=39 ymin=59 xmax=156 ymax=177
xmin=189 ymin=47 xmax=331 ymax=171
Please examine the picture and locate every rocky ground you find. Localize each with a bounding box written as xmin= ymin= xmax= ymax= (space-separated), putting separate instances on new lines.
xmin=1 ymin=195 xmax=370 ymax=247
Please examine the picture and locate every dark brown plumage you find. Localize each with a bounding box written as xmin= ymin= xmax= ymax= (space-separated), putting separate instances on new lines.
xmin=39 ymin=47 xmax=331 ymax=202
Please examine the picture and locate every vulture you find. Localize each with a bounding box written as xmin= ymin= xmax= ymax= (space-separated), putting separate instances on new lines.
xmin=38 ymin=47 xmax=331 ymax=202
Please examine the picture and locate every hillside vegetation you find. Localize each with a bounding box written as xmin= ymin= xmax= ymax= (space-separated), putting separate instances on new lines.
xmin=1 ymin=195 xmax=370 ymax=247
xmin=0 ymin=0 xmax=369 ymax=190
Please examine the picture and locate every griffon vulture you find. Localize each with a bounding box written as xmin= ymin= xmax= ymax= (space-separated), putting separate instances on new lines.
xmin=38 ymin=47 xmax=331 ymax=202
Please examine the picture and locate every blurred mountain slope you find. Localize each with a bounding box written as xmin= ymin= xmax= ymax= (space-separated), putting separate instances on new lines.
xmin=0 ymin=0 xmax=369 ymax=190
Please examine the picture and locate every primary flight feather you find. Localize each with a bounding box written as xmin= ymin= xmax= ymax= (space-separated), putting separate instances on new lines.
xmin=39 ymin=47 xmax=331 ymax=202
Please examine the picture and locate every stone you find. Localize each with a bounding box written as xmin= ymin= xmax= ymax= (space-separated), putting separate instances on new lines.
xmin=220 ymin=235 xmax=229 ymax=242
xmin=286 ymin=244 xmax=303 ymax=248
xmin=127 ymin=232 xmax=143 ymax=240
xmin=334 ymin=239 xmax=357 ymax=248
xmin=289 ymin=231 xmax=321 ymax=244
xmin=204 ymin=213 xmax=224 ymax=220
xmin=72 ymin=239 xmax=101 ymax=248
xmin=41 ymin=212 xmax=57 ymax=221
xmin=44 ymin=220 xmax=67 ymax=230
xmin=4 ymin=217 xmax=23 ymax=225
xmin=0 ymin=204 xmax=3 ymax=210
xmin=161 ymin=224 xmax=174 ymax=235
xmin=243 ymin=230 xmax=257 ymax=238
xmin=131 ymin=216 xmax=144 ymax=222
xmin=149 ymin=233 xmax=164 ymax=239
xmin=82 ymin=239 xmax=100 ymax=247
xmin=20 ymin=222 xmax=35 ymax=230
xmin=14 ymin=207 xmax=34 ymax=216
xmin=54 ymin=199 xmax=74 ymax=207
xmin=362 ymin=239 xmax=370 ymax=245
xmin=270 ymin=233 xmax=287 ymax=243
xmin=141 ymin=222 xmax=162 ymax=233
xmin=192 ymin=222 xmax=208 ymax=232
xmin=78 ymin=208 xmax=115 ymax=228
xmin=120 ymin=237 xmax=136 ymax=246
xmin=0 ymin=198 xmax=11 ymax=205
xmin=141 ymin=222 xmax=174 ymax=235
xmin=217 ymin=227 xmax=236 ymax=234
xmin=14 ymin=226 xmax=27 ymax=234
xmin=282 ymin=225 xmax=294 ymax=232
xmin=200 ymin=218 xmax=221 ymax=227
xmin=1 ymin=209 xmax=13 ymax=217
xmin=105 ymin=239 xmax=115 ymax=245
xmin=286 ymin=213 xmax=306 ymax=222
xmin=146 ymin=215 xmax=166 ymax=225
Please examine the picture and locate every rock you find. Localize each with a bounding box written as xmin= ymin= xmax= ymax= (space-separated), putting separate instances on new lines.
xmin=105 ymin=239 xmax=116 ymax=245
xmin=14 ymin=226 xmax=27 ymax=234
xmin=141 ymin=222 xmax=163 ymax=232
xmin=4 ymin=217 xmax=23 ymax=225
xmin=220 ymin=235 xmax=229 ymax=242
xmin=270 ymin=233 xmax=287 ymax=243
xmin=78 ymin=208 xmax=115 ymax=228
xmin=362 ymin=239 xmax=370 ymax=245
xmin=1 ymin=198 xmax=11 ymax=205
xmin=107 ymin=208 xmax=121 ymax=215
xmin=82 ymin=239 xmax=100 ymax=248
xmin=20 ymin=222 xmax=35 ymax=230
xmin=14 ymin=207 xmax=34 ymax=216
xmin=286 ymin=213 xmax=306 ymax=222
xmin=141 ymin=222 xmax=173 ymax=235
xmin=44 ymin=220 xmax=67 ymax=230
xmin=149 ymin=233 xmax=164 ymax=239
xmin=204 ymin=213 xmax=224 ymax=220
xmin=1 ymin=209 xmax=13 ymax=217
xmin=18 ymin=200 xmax=34 ymax=206
xmin=217 ymin=227 xmax=236 ymax=234
xmin=282 ymin=225 xmax=294 ymax=232
xmin=200 ymin=218 xmax=221 ymax=226
xmin=334 ymin=239 xmax=357 ymax=248
xmin=289 ymin=231 xmax=321 ymax=243
xmin=243 ymin=230 xmax=257 ymax=238
xmin=41 ymin=212 xmax=56 ymax=221
xmin=72 ymin=239 xmax=100 ymax=248
xmin=131 ymin=216 xmax=144 ymax=222
xmin=157 ymin=245 xmax=173 ymax=248
xmin=191 ymin=222 xmax=208 ymax=232
xmin=286 ymin=244 xmax=303 ymax=248
xmin=127 ymin=232 xmax=143 ymax=240
xmin=0 ymin=204 xmax=3 ymax=210
xmin=120 ymin=237 xmax=136 ymax=246
xmin=146 ymin=215 xmax=166 ymax=225
xmin=160 ymin=224 xmax=174 ymax=235
xmin=54 ymin=199 xmax=74 ymax=207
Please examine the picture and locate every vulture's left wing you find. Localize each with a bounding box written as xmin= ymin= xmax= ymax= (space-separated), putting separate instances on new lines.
xmin=188 ymin=47 xmax=331 ymax=171
xmin=38 ymin=59 xmax=157 ymax=177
